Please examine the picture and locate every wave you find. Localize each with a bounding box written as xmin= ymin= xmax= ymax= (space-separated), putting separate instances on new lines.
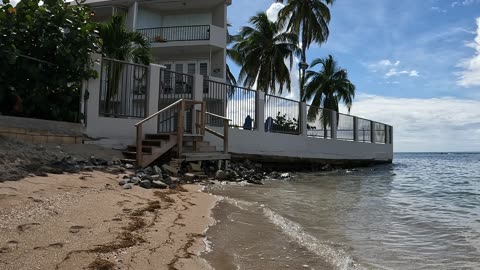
xmin=262 ymin=207 xmax=361 ymax=270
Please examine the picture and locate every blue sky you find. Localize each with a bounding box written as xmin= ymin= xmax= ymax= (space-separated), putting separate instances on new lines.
xmin=228 ymin=0 xmax=480 ymax=152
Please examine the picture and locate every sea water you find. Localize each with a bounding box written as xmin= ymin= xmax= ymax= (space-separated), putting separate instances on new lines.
xmin=204 ymin=153 xmax=480 ymax=270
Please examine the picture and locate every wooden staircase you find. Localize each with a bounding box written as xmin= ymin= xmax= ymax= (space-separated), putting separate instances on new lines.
xmin=123 ymin=99 xmax=231 ymax=168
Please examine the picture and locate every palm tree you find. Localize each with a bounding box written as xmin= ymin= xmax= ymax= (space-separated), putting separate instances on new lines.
xmin=226 ymin=22 xmax=241 ymax=87
xmin=278 ymin=0 xmax=335 ymax=99
xmin=304 ymin=55 xmax=355 ymax=134
xmin=97 ymin=16 xmax=151 ymax=112
xmin=233 ymin=12 xmax=299 ymax=94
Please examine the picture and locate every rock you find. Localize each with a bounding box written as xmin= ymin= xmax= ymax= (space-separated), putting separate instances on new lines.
xmin=119 ymin=179 xmax=128 ymax=186
xmin=143 ymin=166 xmax=154 ymax=175
xmin=150 ymin=174 xmax=161 ymax=181
xmin=162 ymin=164 xmax=178 ymax=176
xmin=129 ymin=177 xmax=141 ymax=185
xmin=125 ymin=163 xmax=134 ymax=169
xmin=183 ymin=173 xmax=196 ymax=182
xmin=280 ymin=173 xmax=290 ymax=179
xmin=215 ymin=170 xmax=228 ymax=181
xmin=188 ymin=162 xmax=202 ymax=172
xmin=269 ymin=171 xmax=281 ymax=179
xmin=167 ymin=177 xmax=179 ymax=185
xmin=321 ymin=164 xmax=333 ymax=171
xmin=122 ymin=183 xmax=133 ymax=190
xmin=254 ymin=163 xmax=263 ymax=169
xmin=139 ymin=180 xmax=152 ymax=189
xmin=111 ymin=157 xmax=121 ymax=165
xmin=152 ymin=180 xmax=168 ymax=189
xmin=153 ymin=165 xmax=163 ymax=175
xmin=247 ymin=179 xmax=264 ymax=185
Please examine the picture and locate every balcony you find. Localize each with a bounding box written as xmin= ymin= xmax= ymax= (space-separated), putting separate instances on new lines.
xmin=137 ymin=25 xmax=211 ymax=43
xmin=136 ymin=24 xmax=226 ymax=51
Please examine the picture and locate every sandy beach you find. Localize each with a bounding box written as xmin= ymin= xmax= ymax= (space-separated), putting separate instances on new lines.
xmin=0 ymin=171 xmax=218 ymax=270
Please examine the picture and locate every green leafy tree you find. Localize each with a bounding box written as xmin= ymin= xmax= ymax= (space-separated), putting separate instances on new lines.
xmin=233 ymin=12 xmax=299 ymax=94
xmin=0 ymin=0 xmax=99 ymax=122
xmin=273 ymin=112 xmax=298 ymax=133
xmin=304 ymin=55 xmax=355 ymax=135
xmin=278 ymin=0 xmax=335 ymax=99
xmin=97 ymin=16 xmax=151 ymax=113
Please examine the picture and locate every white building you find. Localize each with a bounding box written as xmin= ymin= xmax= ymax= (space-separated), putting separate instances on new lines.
xmin=86 ymin=0 xmax=231 ymax=81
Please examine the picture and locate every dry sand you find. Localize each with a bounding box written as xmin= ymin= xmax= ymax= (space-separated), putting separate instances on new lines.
xmin=0 ymin=171 xmax=218 ymax=270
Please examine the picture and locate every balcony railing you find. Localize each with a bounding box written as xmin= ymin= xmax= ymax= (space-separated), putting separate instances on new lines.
xmin=136 ymin=25 xmax=211 ymax=43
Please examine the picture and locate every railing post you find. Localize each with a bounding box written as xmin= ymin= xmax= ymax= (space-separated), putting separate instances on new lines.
xmin=371 ymin=121 xmax=376 ymax=144
xmin=384 ymin=124 xmax=388 ymax=144
xmin=300 ymin=102 xmax=308 ymax=137
xmin=201 ymin=101 xmax=206 ymax=135
xmin=390 ymin=126 xmax=394 ymax=144
xmin=256 ymin=90 xmax=265 ymax=132
xmin=353 ymin=117 xmax=359 ymax=142
xmin=192 ymin=74 xmax=204 ymax=134
xmin=331 ymin=110 xmax=337 ymax=140
xmin=223 ymin=119 xmax=229 ymax=154
xmin=136 ymin=125 xmax=143 ymax=167
xmin=146 ymin=64 xmax=161 ymax=133
xmin=177 ymin=101 xmax=185 ymax=158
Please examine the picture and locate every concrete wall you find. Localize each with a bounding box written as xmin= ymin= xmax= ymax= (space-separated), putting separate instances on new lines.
xmin=204 ymin=128 xmax=393 ymax=163
xmin=136 ymin=6 xmax=163 ymax=29
xmin=0 ymin=115 xmax=84 ymax=144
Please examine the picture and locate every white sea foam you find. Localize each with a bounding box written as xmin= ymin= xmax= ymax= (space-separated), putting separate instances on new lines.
xmin=262 ymin=207 xmax=362 ymax=270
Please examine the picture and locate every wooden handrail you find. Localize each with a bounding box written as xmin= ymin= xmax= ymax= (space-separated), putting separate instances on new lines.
xmin=135 ymin=99 xmax=183 ymax=127
xmin=203 ymin=112 xmax=231 ymax=154
xmin=205 ymin=111 xmax=232 ymax=121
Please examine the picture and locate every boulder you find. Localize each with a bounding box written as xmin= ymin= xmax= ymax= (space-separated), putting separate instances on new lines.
xmin=119 ymin=179 xmax=128 ymax=186
xmin=162 ymin=164 xmax=178 ymax=176
xmin=139 ymin=180 xmax=152 ymax=189
xmin=129 ymin=177 xmax=141 ymax=185
xmin=122 ymin=183 xmax=133 ymax=190
xmin=143 ymin=166 xmax=154 ymax=175
xmin=280 ymin=173 xmax=290 ymax=179
xmin=152 ymin=180 xmax=168 ymax=189
xmin=153 ymin=165 xmax=163 ymax=175
xmin=188 ymin=162 xmax=202 ymax=172
xmin=215 ymin=170 xmax=228 ymax=181
xmin=125 ymin=163 xmax=134 ymax=169
xmin=183 ymin=173 xmax=196 ymax=182
xmin=269 ymin=171 xmax=281 ymax=179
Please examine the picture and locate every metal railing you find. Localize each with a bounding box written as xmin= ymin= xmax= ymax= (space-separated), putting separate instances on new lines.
xmin=306 ymin=105 xmax=332 ymax=139
xmin=374 ymin=122 xmax=387 ymax=144
xmin=357 ymin=118 xmax=372 ymax=143
xmin=99 ymin=58 xmax=148 ymax=118
xmin=203 ymin=79 xmax=257 ymax=130
xmin=337 ymin=113 xmax=355 ymax=141
xmin=137 ymin=25 xmax=210 ymax=43
xmin=265 ymin=95 xmax=300 ymax=135
xmin=157 ymin=68 xmax=194 ymax=133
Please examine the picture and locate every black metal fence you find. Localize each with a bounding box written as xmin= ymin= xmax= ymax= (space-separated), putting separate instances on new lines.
xmin=99 ymin=58 xmax=148 ymax=118
xmin=357 ymin=118 xmax=372 ymax=143
xmin=157 ymin=68 xmax=194 ymax=133
xmin=203 ymin=79 xmax=257 ymax=130
xmin=265 ymin=95 xmax=300 ymax=134
xmin=374 ymin=122 xmax=387 ymax=144
xmin=337 ymin=113 xmax=355 ymax=141
xmin=306 ymin=105 xmax=332 ymax=138
xmin=137 ymin=25 xmax=211 ymax=43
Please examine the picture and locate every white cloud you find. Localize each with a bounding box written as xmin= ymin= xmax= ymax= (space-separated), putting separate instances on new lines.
xmin=384 ymin=68 xmax=420 ymax=78
xmin=457 ymin=17 xmax=480 ymax=87
xmin=431 ymin=6 xmax=447 ymax=13
xmin=266 ymin=2 xmax=284 ymax=22
xmin=343 ymin=94 xmax=480 ymax=152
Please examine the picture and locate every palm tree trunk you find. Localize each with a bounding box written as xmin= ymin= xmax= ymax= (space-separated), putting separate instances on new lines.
xmin=300 ymin=39 xmax=307 ymax=101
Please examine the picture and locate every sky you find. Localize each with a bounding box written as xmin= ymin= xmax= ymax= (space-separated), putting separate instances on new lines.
xmin=228 ymin=0 xmax=480 ymax=152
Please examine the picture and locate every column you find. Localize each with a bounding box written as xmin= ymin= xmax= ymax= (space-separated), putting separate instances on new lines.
xmin=255 ymin=90 xmax=265 ymax=132
xmin=300 ymin=102 xmax=308 ymax=137
xmin=353 ymin=116 xmax=359 ymax=142
xmin=331 ymin=110 xmax=337 ymax=140
xmin=371 ymin=121 xmax=376 ymax=144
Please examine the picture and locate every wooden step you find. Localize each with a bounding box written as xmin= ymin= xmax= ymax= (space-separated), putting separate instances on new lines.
xmin=145 ymin=133 xmax=171 ymax=140
xmin=122 ymin=151 xmax=152 ymax=159
xmin=142 ymin=140 xmax=163 ymax=147
xmin=127 ymin=145 xmax=153 ymax=153
xmin=182 ymin=134 xmax=204 ymax=142
xmin=120 ymin=158 xmax=136 ymax=164
xmin=184 ymin=141 xmax=210 ymax=147
xmin=182 ymin=152 xmax=231 ymax=162
xmin=182 ymin=146 xmax=217 ymax=152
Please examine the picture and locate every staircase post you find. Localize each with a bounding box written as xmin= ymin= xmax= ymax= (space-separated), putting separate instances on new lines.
xmin=192 ymin=74 xmax=204 ymax=134
xmin=136 ymin=125 xmax=143 ymax=167
xmin=177 ymin=100 xmax=185 ymax=158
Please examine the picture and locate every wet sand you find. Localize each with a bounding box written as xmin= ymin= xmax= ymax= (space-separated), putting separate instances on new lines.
xmin=0 ymin=171 xmax=217 ymax=270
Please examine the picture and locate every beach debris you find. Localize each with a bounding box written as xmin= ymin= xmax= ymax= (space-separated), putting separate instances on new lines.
xmin=183 ymin=173 xmax=196 ymax=183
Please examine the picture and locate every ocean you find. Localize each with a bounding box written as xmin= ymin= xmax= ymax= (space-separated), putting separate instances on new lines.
xmin=203 ymin=153 xmax=480 ymax=270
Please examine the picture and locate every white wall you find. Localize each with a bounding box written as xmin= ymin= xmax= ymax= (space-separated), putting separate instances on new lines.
xmin=205 ymin=128 xmax=393 ymax=162
xmin=163 ymin=13 xmax=211 ymax=26
xmin=136 ymin=7 xmax=163 ymax=29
